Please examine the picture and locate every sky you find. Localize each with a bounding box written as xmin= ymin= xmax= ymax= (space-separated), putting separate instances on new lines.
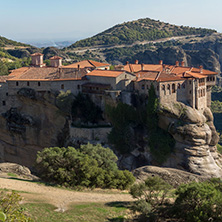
xmin=1 ymin=0 xmax=222 ymax=43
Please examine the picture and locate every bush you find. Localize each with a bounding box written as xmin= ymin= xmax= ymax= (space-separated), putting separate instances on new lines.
xmin=0 ymin=192 xmax=32 ymax=222
xmin=130 ymin=176 xmax=172 ymax=217
xmin=36 ymin=143 xmax=135 ymax=189
xmin=172 ymin=181 xmax=222 ymax=222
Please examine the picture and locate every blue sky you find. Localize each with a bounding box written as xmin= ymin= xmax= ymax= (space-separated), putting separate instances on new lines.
xmin=1 ymin=0 xmax=222 ymax=43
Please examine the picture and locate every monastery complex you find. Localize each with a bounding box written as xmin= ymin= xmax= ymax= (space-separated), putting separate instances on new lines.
xmin=0 ymin=53 xmax=218 ymax=112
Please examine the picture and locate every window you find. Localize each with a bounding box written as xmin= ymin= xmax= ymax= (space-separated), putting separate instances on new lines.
xmin=38 ymin=82 xmax=41 ymax=86
xmin=78 ymin=85 xmax=80 ymax=90
xmin=167 ymin=84 xmax=170 ymax=90
xmin=177 ymin=83 xmax=181 ymax=89
xmin=27 ymin=82 xmax=29 ymax=86
xmin=6 ymin=93 xmax=8 ymax=96
xmin=172 ymin=84 xmax=176 ymax=93
xmin=189 ymin=80 xmax=192 ymax=84
xmin=182 ymin=83 xmax=186 ymax=89
xmin=16 ymin=82 xmax=19 ymax=86
xmin=2 ymin=101 xmax=6 ymax=106
xmin=61 ymin=84 xmax=64 ymax=89
xmin=190 ymin=90 xmax=192 ymax=94
xmin=125 ymin=75 xmax=127 ymax=79
xmin=141 ymin=85 xmax=145 ymax=90
xmin=162 ymin=85 xmax=165 ymax=90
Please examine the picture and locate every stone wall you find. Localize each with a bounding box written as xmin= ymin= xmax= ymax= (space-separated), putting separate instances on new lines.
xmin=69 ymin=126 xmax=112 ymax=143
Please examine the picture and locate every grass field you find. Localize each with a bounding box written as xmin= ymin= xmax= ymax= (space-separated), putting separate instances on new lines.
xmin=23 ymin=202 xmax=130 ymax=222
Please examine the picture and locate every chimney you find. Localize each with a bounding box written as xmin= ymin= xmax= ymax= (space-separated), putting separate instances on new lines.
xmin=50 ymin=56 xmax=62 ymax=67
xmin=126 ymin=61 xmax=129 ymax=65
xmin=175 ymin=61 xmax=179 ymax=66
xmin=159 ymin=60 xmax=163 ymax=65
xmin=199 ymin=65 xmax=203 ymax=73
xmin=181 ymin=61 xmax=185 ymax=67
xmin=141 ymin=64 xmax=144 ymax=71
xmin=163 ymin=64 xmax=166 ymax=71
xmin=31 ymin=53 xmax=44 ymax=67
xmin=135 ymin=60 xmax=139 ymax=64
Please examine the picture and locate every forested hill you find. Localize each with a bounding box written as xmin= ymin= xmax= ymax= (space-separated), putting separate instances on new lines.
xmin=68 ymin=18 xmax=217 ymax=48
xmin=0 ymin=36 xmax=29 ymax=47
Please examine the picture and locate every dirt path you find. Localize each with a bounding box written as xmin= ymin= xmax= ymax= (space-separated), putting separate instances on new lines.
xmin=0 ymin=177 xmax=133 ymax=211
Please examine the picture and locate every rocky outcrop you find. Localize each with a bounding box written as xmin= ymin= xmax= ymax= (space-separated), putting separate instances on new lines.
xmin=133 ymin=165 xmax=208 ymax=187
xmin=0 ymin=94 xmax=67 ymax=168
xmin=159 ymin=102 xmax=222 ymax=178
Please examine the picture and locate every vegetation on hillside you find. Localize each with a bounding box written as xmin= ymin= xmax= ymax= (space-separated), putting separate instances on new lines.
xmin=69 ymin=18 xmax=216 ymax=48
xmin=107 ymin=85 xmax=175 ymax=164
xmin=130 ymin=176 xmax=222 ymax=221
xmin=0 ymin=36 xmax=29 ymax=47
xmin=35 ymin=143 xmax=135 ymax=189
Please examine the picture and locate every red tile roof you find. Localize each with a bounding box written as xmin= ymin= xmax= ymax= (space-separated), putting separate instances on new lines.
xmin=31 ymin=53 xmax=43 ymax=56
xmin=86 ymin=70 xmax=125 ymax=78
xmin=50 ymin=56 xmax=62 ymax=60
xmin=8 ymin=67 xmax=87 ymax=81
xmin=63 ymin=60 xmax=110 ymax=69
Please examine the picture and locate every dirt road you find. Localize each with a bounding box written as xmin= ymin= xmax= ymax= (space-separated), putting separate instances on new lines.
xmin=0 ymin=177 xmax=133 ymax=211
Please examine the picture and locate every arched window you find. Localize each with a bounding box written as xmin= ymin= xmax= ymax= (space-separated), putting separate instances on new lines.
xmin=182 ymin=83 xmax=186 ymax=89
xmin=167 ymin=84 xmax=170 ymax=90
xmin=162 ymin=85 xmax=165 ymax=90
xmin=177 ymin=83 xmax=181 ymax=89
xmin=61 ymin=84 xmax=64 ymax=89
xmin=172 ymin=83 xmax=176 ymax=93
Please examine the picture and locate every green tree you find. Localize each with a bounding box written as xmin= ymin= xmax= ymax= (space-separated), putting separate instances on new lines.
xmin=36 ymin=144 xmax=135 ymax=189
xmin=56 ymin=90 xmax=74 ymax=116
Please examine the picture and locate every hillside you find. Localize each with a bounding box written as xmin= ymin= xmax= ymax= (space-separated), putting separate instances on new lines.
xmin=68 ymin=18 xmax=216 ymax=48
xmin=0 ymin=35 xmax=29 ymax=48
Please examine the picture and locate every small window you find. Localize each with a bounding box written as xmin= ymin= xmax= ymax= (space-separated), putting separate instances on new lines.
xmin=38 ymin=82 xmax=41 ymax=86
xmin=27 ymin=81 xmax=29 ymax=86
xmin=177 ymin=83 xmax=181 ymax=89
xmin=162 ymin=85 xmax=165 ymax=90
xmin=172 ymin=84 xmax=175 ymax=93
xmin=78 ymin=85 xmax=80 ymax=90
xmin=167 ymin=84 xmax=170 ymax=90
xmin=190 ymin=90 xmax=192 ymax=94
xmin=189 ymin=80 xmax=192 ymax=84
xmin=6 ymin=93 xmax=8 ymax=96
xmin=2 ymin=101 xmax=6 ymax=106
xmin=141 ymin=85 xmax=145 ymax=90
xmin=16 ymin=82 xmax=19 ymax=86
xmin=182 ymin=83 xmax=186 ymax=89
xmin=125 ymin=75 xmax=127 ymax=79
xmin=96 ymin=87 xmax=99 ymax=90
xmin=61 ymin=84 xmax=64 ymax=89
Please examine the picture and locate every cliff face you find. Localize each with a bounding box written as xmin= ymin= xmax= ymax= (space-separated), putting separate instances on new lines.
xmin=0 ymin=94 xmax=67 ymax=168
xmin=159 ymin=102 xmax=222 ymax=178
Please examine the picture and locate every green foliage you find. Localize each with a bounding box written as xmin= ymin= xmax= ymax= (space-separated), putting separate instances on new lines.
xmin=0 ymin=191 xmax=32 ymax=222
xmin=147 ymin=85 xmax=175 ymax=164
xmin=56 ymin=90 xmax=74 ymax=115
xmin=69 ymin=18 xmax=216 ymax=48
xmin=211 ymin=100 xmax=222 ymax=113
xmin=217 ymin=143 xmax=222 ymax=154
xmin=172 ymin=181 xmax=222 ymax=222
xmin=0 ymin=36 xmax=29 ymax=47
xmin=130 ymin=176 xmax=172 ymax=218
xmin=72 ymin=93 xmax=103 ymax=124
xmin=106 ymin=102 xmax=138 ymax=154
xmin=36 ymin=144 xmax=135 ymax=189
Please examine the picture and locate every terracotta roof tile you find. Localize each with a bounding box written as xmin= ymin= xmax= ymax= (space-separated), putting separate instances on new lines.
xmin=64 ymin=60 xmax=110 ymax=69
xmin=86 ymin=70 xmax=125 ymax=78
xmin=50 ymin=56 xmax=62 ymax=60
xmin=31 ymin=53 xmax=43 ymax=56
xmin=8 ymin=67 xmax=87 ymax=81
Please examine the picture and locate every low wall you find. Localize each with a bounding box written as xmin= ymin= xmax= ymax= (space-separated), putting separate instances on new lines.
xmin=69 ymin=126 xmax=112 ymax=143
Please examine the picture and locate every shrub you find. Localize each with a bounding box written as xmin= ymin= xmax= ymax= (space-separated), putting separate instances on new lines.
xmin=0 ymin=192 xmax=32 ymax=222
xmin=172 ymin=181 xmax=222 ymax=222
xmin=36 ymin=143 xmax=135 ymax=189
xmin=130 ymin=176 xmax=172 ymax=217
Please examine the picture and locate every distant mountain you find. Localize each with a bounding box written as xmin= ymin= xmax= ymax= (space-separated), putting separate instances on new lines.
xmin=68 ymin=18 xmax=216 ymax=48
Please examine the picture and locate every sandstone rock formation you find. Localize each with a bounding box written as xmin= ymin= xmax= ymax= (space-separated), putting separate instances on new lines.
xmin=0 ymin=94 xmax=67 ymax=168
xmin=133 ymin=165 xmax=207 ymax=187
xmin=159 ymin=102 xmax=222 ymax=178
